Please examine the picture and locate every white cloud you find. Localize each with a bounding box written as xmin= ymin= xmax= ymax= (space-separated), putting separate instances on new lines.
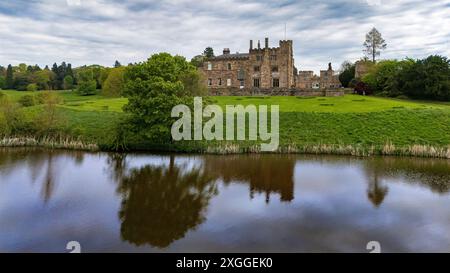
xmin=0 ymin=0 xmax=449 ymax=73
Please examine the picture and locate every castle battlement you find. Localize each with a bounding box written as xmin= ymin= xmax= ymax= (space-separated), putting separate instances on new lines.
xmin=200 ymin=37 xmax=341 ymax=93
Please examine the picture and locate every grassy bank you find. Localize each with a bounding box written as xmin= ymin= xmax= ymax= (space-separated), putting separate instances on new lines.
xmin=0 ymin=136 xmax=99 ymax=151
xmin=1 ymin=90 xmax=449 ymax=158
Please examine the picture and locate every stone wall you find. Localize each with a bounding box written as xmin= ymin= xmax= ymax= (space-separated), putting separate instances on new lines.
xmin=209 ymin=87 xmax=344 ymax=97
xmin=355 ymin=60 xmax=373 ymax=79
xmin=200 ymin=38 xmax=295 ymax=90
xmin=297 ymin=63 xmax=342 ymax=89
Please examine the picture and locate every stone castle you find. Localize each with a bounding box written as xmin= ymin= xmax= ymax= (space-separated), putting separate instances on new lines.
xmin=200 ymin=37 xmax=342 ymax=96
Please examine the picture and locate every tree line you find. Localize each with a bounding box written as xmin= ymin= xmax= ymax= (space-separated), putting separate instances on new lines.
xmin=339 ymin=28 xmax=450 ymax=101
xmin=339 ymin=55 xmax=450 ymax=101
xmin=0 ymin=60 xmax=125 ymax=97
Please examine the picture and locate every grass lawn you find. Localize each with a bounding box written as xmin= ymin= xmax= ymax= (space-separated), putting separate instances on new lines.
xmin=1 ymin=89 xmax=450 ymax=154
xmin=212 ymin=95 xmax=449 ymax=112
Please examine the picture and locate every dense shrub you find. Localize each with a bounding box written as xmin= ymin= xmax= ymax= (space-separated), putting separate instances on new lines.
xmin=401 ymin=56 xmax=450 ymax=101
xmin=36 ymin=91 xmax=64 ymax=105
xmin=26 ymin=83 xmax=38 ymax=91
xmin=354 ymin=81 xmax=372 ymax=95
xmin=102 ymin=67 xmax=125 ymax=97
xmin=0 ymin=97 xmax=26 ymax=135
xmin=18 ymin=95 xmax=36 ymax=107
xmin=77 ymin=69 xmax=97 ymax=95
xmin=349 ymin=78 xmax=358 ymax=88
xmin=0 ymin=112 xmax=7 ymax=135
xmin=63 ymin=75 xmax=74 ymax=90
xmin=361 ymin=55 xmax=450 ymax=101
xmin=0 ymin=76 xmax=5 ymax=89
xmin=362 ymin=60 xmax=403 ymax=94
xmin=33 ymin=92 xmax=66 ymax=136
xmin=339 ymin=62 xmax=356 ymax=88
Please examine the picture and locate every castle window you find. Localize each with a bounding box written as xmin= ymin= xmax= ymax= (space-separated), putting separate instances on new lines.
xmin=270 ymin=55 xmax=277 ymax=61
xmin=207 ymin=62 xmax=212 ymax=70
xmin=254 ymin=66 xmax=260 ymax=72
xmin=271 ymin=66 xmax=278 ymax=72
xmin=240 ymin=80 xmax=245 ymax=88
xmin=227 ymin=63 xmax=232 ymax=70
xmin=256 ymin=55 xmax=263 ymax=62
xmin=253 ymin=78 xmax=260 ymax=88
xmin=272 ymin=78 xmax=279 ymax=88
xmin=218 ymin=78 xmax=222 ymax=86
xmin=227 ymin=79 xmax=231 ymax=86
xmin=208 ymin=78 xmax=212 ymax=86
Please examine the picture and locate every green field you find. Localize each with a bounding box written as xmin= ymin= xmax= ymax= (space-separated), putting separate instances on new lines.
xmin=1 ymin=90 xmax=450 ymax=155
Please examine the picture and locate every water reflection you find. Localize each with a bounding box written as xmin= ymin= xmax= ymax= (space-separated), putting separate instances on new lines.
xmin=202 ymin=155 xmax=296 ymax=202
xmin=116 ymin=156 xmax=217 ymax=248
xmin=106 ymin=154 xmax=450 ymax=248
xmin=0 ymin=148 xmax=449 ymax=252
xmin=363 ymin=157 xmax=450 ymax=194
xmin=0 ymin=148 xmax=85 ymax=202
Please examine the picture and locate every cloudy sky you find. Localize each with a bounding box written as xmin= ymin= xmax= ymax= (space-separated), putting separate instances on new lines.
xmin=0 ymin=0 xmax=449 ymax=73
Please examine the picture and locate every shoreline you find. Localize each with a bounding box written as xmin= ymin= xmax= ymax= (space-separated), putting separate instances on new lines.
xmin=1 ymin=137 xmax=449 ymax=159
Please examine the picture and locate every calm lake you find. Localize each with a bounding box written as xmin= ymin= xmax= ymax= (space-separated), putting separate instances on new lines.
xmin=0 ymin=148 xmax=449 ymax=253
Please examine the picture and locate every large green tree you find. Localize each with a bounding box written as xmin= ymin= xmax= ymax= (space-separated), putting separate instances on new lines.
xmin=35 ymin=69 xmax=55 ymax=90
xmin=338 ymin=61 xmax=356 ymax=88
xmin=51 ymin=63 xmax=59 ymax=89
xmin=400 ymin=56 xmax=450 ymax=101
xmin=203 ymin=47 xmax=214 ymax=58
xmin=362 ymin=60 xmax=403 ymax=94
xmin=77 ymin=68 xmax=97 ymax=95
xmin=122 ymin=53 xmax=200 ymax=143
xmin=190 ymin=55 xmax=205 ymax=68
xmin=102 ymin=67 xmax=125 ymax=97
xmin=63 ymin=75 xmax=74 ymax=90
xmin=6 ymin=65 xmax=14 ymax=89
xmin=0 ymin=76 xmax=5 ymax=89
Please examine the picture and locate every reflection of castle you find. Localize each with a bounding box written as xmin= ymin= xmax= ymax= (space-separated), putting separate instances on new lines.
xmin=2 ymin=149 xmax=449 ymax=250
xmin=105 ymin=154 xmax=450 ymax=249
xmin=112 ymin=154 xmax=296 ymax=248
xmin=202 ymin=155 xmax=296 ymax=203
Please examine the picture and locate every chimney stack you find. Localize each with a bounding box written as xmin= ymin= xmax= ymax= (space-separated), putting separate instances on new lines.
xmin=223 ymin=48 xmax=230 ymax=55
xmin=265 ymin=37 xmax=269 ymax=49
xmin=257 ymin=40 xmax=261 ymax=49
xmin=250 ymin=40 xmax=253 ymax=50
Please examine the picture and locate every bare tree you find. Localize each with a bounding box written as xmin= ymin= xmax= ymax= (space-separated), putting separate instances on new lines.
xmin=363 ymin=27 xmax=387 ymax=63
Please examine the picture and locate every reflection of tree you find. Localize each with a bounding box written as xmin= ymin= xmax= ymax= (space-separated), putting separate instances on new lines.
xmin=116 ymin=156 xmax=217 ymax=248
xmin=367 ymin=173 xmax=389 ymax=208
xmin=202 ymin=155 xmax=296 ymax=203
xmin=0 ymin=148 xmax=85 ymax=202
xmin=41 ymin=152 xmax=55 ymax=203
xmin=109 ymin=154 xmax=296 ymax=248
xmin=106 ymin=153 xmax=128 ymax=182
xmin=363 ymin=157 xmax=450 ymax=195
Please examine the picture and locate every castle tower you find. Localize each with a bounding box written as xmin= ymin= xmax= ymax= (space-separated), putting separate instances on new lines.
xmin=279 ymin=40 xmax=294 ymax=88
